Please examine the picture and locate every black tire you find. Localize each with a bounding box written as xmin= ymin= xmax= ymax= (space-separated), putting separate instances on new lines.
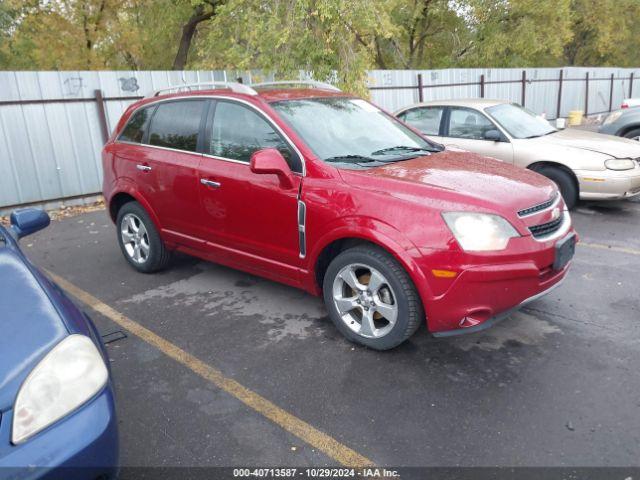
xmin=116 ymin=201 xmax=171 ymax=273
xmin=535 ymin=166 xmax=578 ymax=209
xmin=322 ymin=245 xmax=423 ymax=350
xmin=623 ymin=128 xmax=640 ymax=141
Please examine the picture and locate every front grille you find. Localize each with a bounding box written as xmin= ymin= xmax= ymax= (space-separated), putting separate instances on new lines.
xmin=529 ymin=216 xmax=563 ymax=238
xmin=517 ymin=193 xmax=557 ymax=217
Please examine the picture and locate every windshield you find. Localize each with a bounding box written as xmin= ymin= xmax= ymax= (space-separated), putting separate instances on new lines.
xmin=271 ymin=97 xmax=441 ymax=167
xmin=486 ymin=103 xmax=556 ymax=139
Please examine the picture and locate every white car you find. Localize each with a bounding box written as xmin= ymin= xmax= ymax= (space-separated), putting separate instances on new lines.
xmin=395 ymin=99 xmax=640 ymax=208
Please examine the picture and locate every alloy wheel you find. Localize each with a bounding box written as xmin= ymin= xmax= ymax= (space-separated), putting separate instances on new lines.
xmin=332 ymin=263 xmax=398 ymax=339
xmin=120 ymin=213 xmax=150 ymax=264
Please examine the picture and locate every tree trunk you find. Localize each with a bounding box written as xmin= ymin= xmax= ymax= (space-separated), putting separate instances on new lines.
xmin=172 ymin=3 xmax=217 ymax=70
xmin=172 ymin=19 xmax=199 ymax=70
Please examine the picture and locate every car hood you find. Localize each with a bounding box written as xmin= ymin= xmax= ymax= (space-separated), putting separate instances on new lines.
xmin=339 ymin=149 xmax=556 ymax=214
xmin=531 ymin=128 xmax=640 ymax=159
xmin=0 ymin=247 xmax=67 ymax=410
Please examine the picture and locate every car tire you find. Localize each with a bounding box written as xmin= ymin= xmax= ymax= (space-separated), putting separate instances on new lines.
xmin=623 ymin=128 xmax=640 ymax=141
xmin=535 ymin=166 xmax=578 ymax=210
xmin=116 ymin=201 xmax=171 ymax=273
xmin=322 ymin=245 xmax=423 ymax=350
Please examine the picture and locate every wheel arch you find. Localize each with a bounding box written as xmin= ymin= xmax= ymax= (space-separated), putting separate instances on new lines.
xmin=107 ymin=185 xmax=162 ymax=231
xmin=618 ymin=123 xmax=640 ymax=138
xmin=309 ymin=225 xmax=434 ymax=315
xmin=527 ymin=161 xmax=580 ymax=193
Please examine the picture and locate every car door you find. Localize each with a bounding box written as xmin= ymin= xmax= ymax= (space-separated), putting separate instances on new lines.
xmin=140 ymin=99 xmax=208 ymax=245
xmin=196 ymin=99 xmax=303 ymax=276
xmin=112 ymin=104 xmax=156 ymax=198
xmin=397 ymin=106 xmax=446 ymax=142
xmin=443 ymin=107 xmax=514 ymax=163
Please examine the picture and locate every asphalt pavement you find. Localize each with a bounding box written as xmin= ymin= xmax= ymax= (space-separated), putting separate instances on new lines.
xmin=21 ymin=197 xmax=640 ymax=469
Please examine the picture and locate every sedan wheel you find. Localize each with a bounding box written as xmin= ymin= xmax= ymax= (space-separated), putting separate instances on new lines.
xmin=623 ymin=128 xmax=640 ymax=142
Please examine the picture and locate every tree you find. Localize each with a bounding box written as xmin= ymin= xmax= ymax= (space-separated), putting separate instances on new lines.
xmin=372 ymin=0 xmax=469 ymax=69
xmin=460 ymin=0 xmax=573 ymax=67
xmin=194 ymin=0 xmax=396 ymax=94
xmin=172 ymin=0 xmax=224 ymax=70
xmin=565 ymin=0 xmax=640 ymax=67
xmin=0 ymin=0 xmax=637 ymax=81
xmin=1 ymin=0 xmax=125 ymax=69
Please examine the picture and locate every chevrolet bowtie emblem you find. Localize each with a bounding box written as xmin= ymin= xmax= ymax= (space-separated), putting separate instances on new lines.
xmin=551 ymin=207 xmax=561 ymax=220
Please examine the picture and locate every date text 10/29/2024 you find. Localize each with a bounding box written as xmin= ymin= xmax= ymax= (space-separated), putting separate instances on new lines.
xmin=233 ymin=468 xmax=400 ymax=478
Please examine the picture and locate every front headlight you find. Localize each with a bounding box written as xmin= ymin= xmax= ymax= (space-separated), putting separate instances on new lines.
xmin=603 ymin=111 xmax=623 ymax=125
xmin=12 ymin=335 xmax=108 ymax=444
xmin=605 ymin=159 xmax=636 ymax=171
xmin=443 ymin=212 xmax=519 ymax=251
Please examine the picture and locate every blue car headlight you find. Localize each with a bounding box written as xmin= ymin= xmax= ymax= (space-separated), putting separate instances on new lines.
xmin=12 ymin=334 xmax=108 ymax=444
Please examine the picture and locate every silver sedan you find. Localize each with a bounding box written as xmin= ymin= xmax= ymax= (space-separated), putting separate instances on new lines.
xmin=396 ymin=99 xmax=640 ymax=208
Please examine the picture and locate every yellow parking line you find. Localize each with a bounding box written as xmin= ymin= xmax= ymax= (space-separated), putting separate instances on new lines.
xmin=46 ymin=271 xmax=373 ymax=468
xmin=580 ymin=242 xmax=640 ymax=256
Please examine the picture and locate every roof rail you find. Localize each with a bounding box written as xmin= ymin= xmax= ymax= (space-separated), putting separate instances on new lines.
xmin=147 ymin=82 xmax=257 ymax=98
xmin=250 ymin=80 xmax=341 ymax=92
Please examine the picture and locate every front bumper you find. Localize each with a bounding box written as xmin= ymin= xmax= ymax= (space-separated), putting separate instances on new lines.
xmin=432 ymin=277 xmax=565 ymax=337
xmin=576 ymin=168 xmax=640 ymax=200
xmin=0 ymin=385 xmax=118 ymax=480
xmin=419 ymin=230 xmax=575 ymax=336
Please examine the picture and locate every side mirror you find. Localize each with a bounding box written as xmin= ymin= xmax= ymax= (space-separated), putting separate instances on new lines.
xmin=250 ymin=148 xmax=294 ymax=188
xmin=483 ymin=129 xmax=503 ymax=142
xmin=10 ymin=208 xmax=50 ymax=239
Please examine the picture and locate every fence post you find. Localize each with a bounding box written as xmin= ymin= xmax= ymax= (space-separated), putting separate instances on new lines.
xmin=556 ymin=69 xmax=563 ymax=119
xmin=94 ymin=89 xmax=109 ymax=145
xmin=417 ymin=73 xmax=424 ymax=103
xmin=585 ymin=72 xmax=589 ymax=116
xmin=609 ymin=73 xmax=615 ymax=112
xmin=480 ymin=74 xmax=485 ymax=98
xmin=630 ymin=73 xmax=635 ymax=98
xmin=521 ymin=70 xmax=526 ymax=107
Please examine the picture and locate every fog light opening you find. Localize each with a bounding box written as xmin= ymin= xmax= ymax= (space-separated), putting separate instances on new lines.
xmin=459 ymin=309 xmax=492 ymax=328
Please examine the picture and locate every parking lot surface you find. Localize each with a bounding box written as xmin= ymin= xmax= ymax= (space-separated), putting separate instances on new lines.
xmin=23 ymin=198 xmax=640 ymax=468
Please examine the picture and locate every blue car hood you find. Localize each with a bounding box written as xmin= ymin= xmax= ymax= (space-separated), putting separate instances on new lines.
xmin=0 ymin=247 xmax=67 ymax=410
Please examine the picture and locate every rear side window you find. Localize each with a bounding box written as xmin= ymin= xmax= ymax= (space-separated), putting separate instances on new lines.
xmin=119 ymin=107 xmax=152 ymax=143
xmin=399 ymin=107 xmax=444 ymax=135
xmin=148 ymin=100 xmax=206 ymax=152
xmin=207 ymin=101 xmax=300 ymax=172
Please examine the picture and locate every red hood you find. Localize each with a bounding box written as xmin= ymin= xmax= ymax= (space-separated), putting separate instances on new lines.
xmin=339 ymin=149 xmax=557 ymax=214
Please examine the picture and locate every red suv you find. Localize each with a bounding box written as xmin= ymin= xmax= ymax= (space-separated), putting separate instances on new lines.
xmin=102 ymin=81 xmax=576 ymax=350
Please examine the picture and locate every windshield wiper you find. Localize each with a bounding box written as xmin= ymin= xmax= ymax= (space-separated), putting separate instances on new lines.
xmin=524 ymin=130 xmax=556 ymax=139
xmin=324 ymin=154 xmax=377 ymax=163
xmin=371 ymin=145 xmax=435 ymax=156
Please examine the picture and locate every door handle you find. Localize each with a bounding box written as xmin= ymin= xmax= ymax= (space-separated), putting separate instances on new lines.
xmin=200 ymin=178 xmax=221 ymax=188
xmin=136 ymin=164 xmax=152 ymax=172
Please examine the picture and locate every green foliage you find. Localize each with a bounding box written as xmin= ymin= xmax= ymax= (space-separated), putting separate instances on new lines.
xmin=565 ymin=0 xmax=640 ymax=67
xmin=193 ymin=0 xmax=393 ymax=95
xmin=461 ymin=0 xmax=573 ymax=67
xmin=0 ymin=0 xmax=637 ymax=91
